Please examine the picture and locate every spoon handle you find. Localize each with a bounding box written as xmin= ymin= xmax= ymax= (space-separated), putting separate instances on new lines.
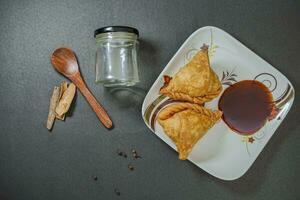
xmin=71 ymin=73 xmax=113 ymax=129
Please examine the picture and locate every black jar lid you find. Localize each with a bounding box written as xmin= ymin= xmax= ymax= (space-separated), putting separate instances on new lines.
xmin=94 ymin=26 xmax=139 ymax=38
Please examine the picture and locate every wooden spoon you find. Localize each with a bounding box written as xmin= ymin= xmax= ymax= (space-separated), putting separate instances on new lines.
xmin=51 ymin=47 xmax=113 ymax=129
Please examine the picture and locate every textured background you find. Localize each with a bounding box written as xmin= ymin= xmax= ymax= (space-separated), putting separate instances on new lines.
xmin=0 ymin=0 xmax=299 ymax=199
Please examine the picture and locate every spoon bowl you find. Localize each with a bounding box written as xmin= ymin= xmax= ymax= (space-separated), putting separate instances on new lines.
xmin=51 ymin=48 xmax=79 ymax=76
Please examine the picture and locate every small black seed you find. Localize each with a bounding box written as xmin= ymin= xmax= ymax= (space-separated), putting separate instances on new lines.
xmin=132 ymin=149 xmax=137 ymax=154
xmin=133 ymin=152 xmax=141 ymax=159
xmin=114 ymin=188 xmax=121 ymax=196
xmin=123 ymin=153 xmax=127 ymax=158
xmin=92 ymin=176 xmax=98 ymax=181
xmin=128 ymin=164 xmax=134 ymax=171
xmin=117 ymin=149 xmax=126 ymax=157
xmin=117 ymin=149 xmax=123 ymax=156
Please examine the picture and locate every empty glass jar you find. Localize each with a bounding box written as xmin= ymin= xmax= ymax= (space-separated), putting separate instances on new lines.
xmin=94 ymin=26 xmax=139 ymax=87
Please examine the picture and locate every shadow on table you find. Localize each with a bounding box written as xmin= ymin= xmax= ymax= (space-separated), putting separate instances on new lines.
xmin=104 ymin=86 xmax=147 ymax=109
xmin=66 ymin=91 xmax=77 ymax=117
xmin=138 ymin=38 xmax=164 ymax=88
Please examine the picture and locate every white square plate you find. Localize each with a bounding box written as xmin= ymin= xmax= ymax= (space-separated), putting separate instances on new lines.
xmin=141 ymin=26 xmax=295 ymax=180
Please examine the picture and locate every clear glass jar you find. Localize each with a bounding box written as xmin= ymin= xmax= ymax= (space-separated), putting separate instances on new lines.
xmin=94 ymin=26 xmax=139 ymax=87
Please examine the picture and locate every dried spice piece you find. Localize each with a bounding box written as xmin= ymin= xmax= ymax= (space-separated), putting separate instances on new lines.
xmin=59 ymin=81 xmax=68 ymax=99
xmin=117 ymin=149 xmax=127 ymax=158
xmin=131 ymin=149 xmax=141 ymax=159
xmin=114 ymin=188 xmax=121 ymax=196
xmin=92 ymin=175 xmax=98 ymax=181
xmin=128 ymin=164 xmax=134 ymax=171
xmin=55 ymin=83 xmax=76 ymax=117
xmin=55 ymin=81 xmax=68 ymax=120
xmin=46 ymin=86 xmax=61 ymax=130
xmin=117 ymin=149 xmax=123 ymax=156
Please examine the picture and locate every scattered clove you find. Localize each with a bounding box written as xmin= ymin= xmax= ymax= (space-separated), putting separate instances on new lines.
xmin=128 ymin=164 xmax=134 ymax=171
xmin=117 ymin=149 xmax=127 ymax=158
xmin=117 ymin=149 xmax=123 ymax=156
xmin=131 ymin=149 xmax=142 ymax=159
xmin=92 ymin=175 xmax=98 ymax=181
xmin=114 ymin=188 xmax=121 ymax=196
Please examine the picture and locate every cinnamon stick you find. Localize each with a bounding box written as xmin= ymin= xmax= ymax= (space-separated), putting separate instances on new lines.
xmin=46 ymin=86 xmax=60 ymax=130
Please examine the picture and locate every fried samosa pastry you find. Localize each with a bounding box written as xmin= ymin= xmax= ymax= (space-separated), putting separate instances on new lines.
xmin=160 ymin=46 xmax=222 ymax=104
xmin=158 ymin=103 xmax=222 ymax=160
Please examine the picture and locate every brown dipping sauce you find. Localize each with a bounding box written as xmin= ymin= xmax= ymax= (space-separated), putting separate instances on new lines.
xmin=218 ymin=80 xmax=275 ymax=135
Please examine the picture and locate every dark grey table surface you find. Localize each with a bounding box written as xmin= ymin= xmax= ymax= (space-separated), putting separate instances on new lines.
xmin=0 ymin=0 xmax=299 ymax=199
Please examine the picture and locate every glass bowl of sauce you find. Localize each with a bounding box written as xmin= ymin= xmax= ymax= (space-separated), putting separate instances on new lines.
xmin=219 ymin=80 xmax=276 ymax=135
